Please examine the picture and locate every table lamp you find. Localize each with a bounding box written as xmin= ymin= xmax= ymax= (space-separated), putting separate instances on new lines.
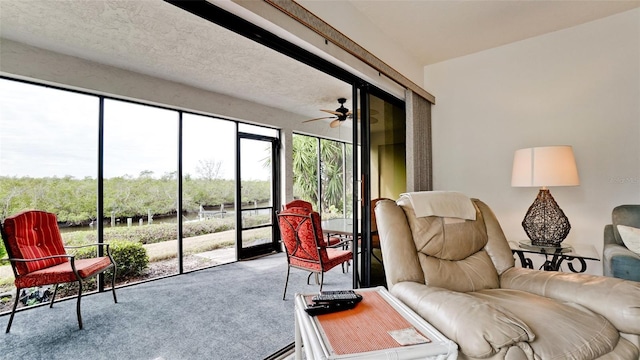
xmin=511 ymin=146 xmax=580 ymax=247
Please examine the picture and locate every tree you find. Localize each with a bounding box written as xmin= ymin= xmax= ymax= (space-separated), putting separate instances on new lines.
xmin=320 ymin=139 xmax=346 ymax=213
xmin=292 ymin=135 xmax=352 ymax=215
xmin=292 ymin=135 xmax=319 ymax=206
xmin=196 ymin=159 xmax=223 ymax=180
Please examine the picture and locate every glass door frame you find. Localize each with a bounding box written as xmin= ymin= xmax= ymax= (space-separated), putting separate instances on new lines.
xmin=235 ymin=131 xmax=281 ymax=259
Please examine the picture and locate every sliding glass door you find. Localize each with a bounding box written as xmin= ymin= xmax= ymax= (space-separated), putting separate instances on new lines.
xmin=356 ymin=90 xmax=407 ymax=288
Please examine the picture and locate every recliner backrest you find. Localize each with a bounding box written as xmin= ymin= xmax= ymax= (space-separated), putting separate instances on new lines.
xmin=396 ymin=196 xmax=500 ymax=292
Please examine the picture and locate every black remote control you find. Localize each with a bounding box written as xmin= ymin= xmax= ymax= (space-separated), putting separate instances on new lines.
xmin=312 ymin=290 xmax=362 ymax=304
xmin=304 ymin=300 xmax=359 ymax=316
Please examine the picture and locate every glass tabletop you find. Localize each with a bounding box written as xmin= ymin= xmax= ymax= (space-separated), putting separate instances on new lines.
xmin=508 ymin=240 xmax=600 ymax=261
xmin=321 ymin=218 xmax=359 ymax=236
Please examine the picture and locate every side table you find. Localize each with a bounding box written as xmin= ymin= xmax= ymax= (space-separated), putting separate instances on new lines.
xmin=294 ymin=286 xmax=458 ymax=359
xmin=509 ymin=240 xmax=600 ymax=273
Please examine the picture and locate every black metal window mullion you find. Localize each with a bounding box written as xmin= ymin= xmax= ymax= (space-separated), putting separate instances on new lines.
xmin=316 ymin=137 xmax=322 ymax=214
xmin=272 ymin=134 xmax=281 ymax=252
xmin=342 ymin=142 xmax=347 ymax=218
xmin=97 ymin=97 xmax=105 ymax=292
xmin=177 ymin=112 xmax=184 ymax=274
xmin=360 ymin=89 xmax=372 ymax=288
xmin=351 ymin=86 xmax=360 ymax=289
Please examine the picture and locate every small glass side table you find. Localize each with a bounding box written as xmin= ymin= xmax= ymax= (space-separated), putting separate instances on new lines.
xmin=508 ymin=240 xmax=600 ymax=273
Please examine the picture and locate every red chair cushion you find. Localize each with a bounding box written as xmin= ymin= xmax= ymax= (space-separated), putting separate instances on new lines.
xmin=279 ymin=207 xmax=326 ymax=259
xmin=3 ymin=210 xmax=68 ymax=275
xmin=289 ymin=248 xmax=352 ymax=272
xmin=14 ymin=257 xmax=113 ymax=288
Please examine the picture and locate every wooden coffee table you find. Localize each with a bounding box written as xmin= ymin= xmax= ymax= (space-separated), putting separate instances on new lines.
xmin=294 ymin=286 xmax=458 ymax=359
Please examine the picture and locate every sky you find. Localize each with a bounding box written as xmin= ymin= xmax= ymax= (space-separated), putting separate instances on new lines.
xmin=0 ymin=79 xmax=272 ymax=181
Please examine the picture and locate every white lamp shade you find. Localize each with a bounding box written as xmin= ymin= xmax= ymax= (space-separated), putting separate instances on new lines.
xmin=511 ymin=146 xmax=580 ymax=187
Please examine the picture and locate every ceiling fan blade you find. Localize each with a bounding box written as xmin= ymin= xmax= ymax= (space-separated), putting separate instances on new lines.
xmin=303 ymin=116 xmax=335 ymax=123
xmin=330 ymin=119 xmax=342 ymax=128
xmin=320 ymin=109 xmax=342 ymax=116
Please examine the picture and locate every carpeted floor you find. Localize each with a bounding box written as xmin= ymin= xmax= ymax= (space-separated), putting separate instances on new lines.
xmin=0 ymin=252 xmax=354 ymax=360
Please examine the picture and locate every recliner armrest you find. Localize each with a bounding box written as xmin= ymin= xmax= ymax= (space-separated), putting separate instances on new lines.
xmin=391 ymin=281 xmax=534 ymax=359
xmin=500 ymin=267 xmax=640 ymax=335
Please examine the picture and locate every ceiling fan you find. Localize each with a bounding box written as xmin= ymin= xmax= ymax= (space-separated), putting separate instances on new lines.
xmin=303 ymin=98 xmax=352 ymax=128
xmin=303 ymin=98 xmax=380 ymax=128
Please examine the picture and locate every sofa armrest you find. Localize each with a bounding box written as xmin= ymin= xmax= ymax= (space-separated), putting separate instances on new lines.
xmin=391 ymin=281 xmax=534 ymax=359
xmin=604 ymin=224 xmax=619 ymax=246
xmin=604 ymin=242 xmax=640 ymax=280
xmin=500 ymin=267 xmax=640 ymax=334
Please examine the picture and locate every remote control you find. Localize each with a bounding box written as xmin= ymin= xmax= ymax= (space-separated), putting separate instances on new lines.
xmin=304 ymin=300 xmax=359 ymax=316
xmin=312 ymin=290 xmax=362 ymax=303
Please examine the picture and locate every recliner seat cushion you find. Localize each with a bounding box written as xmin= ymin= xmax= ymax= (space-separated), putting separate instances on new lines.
xmin=472 ymin=289 xmax=619 ymax=360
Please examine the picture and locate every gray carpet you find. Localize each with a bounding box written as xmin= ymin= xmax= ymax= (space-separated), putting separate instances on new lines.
xmin=0 ymin=252 xmax=354 ymax=360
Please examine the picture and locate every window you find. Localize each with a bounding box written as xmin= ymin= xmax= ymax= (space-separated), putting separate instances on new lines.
xmin=182 ymin=113 xmax=236 ymax=270
xmin=292 ymin=134 xmax=352 ymax=218
xmin=0 ymin=78 xmax=99 ymax=307
xmin=103 ymin=99 xmax=179 ymax=279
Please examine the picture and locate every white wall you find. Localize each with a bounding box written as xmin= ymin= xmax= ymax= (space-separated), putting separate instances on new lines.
xmin=424 ymin=9 xmax=640 ymax=274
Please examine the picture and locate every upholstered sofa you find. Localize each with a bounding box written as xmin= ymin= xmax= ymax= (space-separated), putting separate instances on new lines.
xmin=604 ymin=205 xmax=640 ymax=281
xmin=375 ymin=192 xmax=640 ymax=360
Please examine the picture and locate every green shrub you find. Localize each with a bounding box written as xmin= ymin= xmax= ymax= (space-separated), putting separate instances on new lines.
xmin=71 ymin=240 xmax=148 ymax=281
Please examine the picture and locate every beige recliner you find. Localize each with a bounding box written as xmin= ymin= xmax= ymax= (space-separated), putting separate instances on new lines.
xmin=375 ymin=192 xmax=640 ymax=360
